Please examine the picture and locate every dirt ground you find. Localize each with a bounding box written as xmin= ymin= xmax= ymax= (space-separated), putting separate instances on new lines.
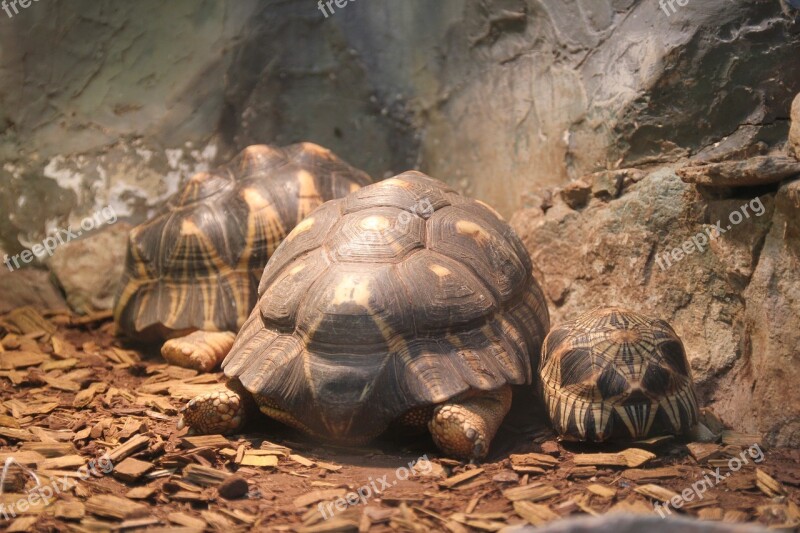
xmin=0 ymin=307 xmax=798 ymax=532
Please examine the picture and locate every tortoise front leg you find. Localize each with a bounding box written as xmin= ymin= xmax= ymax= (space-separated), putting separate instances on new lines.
xmin=177 ymin=380 xmax=254 ymax=434
xmin=162 ymin=330 xmax=236 ymax=372
xmin=428 ymin=385 xmax=512 ymax=461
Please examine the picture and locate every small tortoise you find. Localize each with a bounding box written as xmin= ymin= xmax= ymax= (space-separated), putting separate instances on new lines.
xmin=179 ymin=171 xmax=550 ymax=460
xmin=540 ymin=307 xmax=699 ymax=442
xmin=114 ymin=143 xmax=371 ymax=372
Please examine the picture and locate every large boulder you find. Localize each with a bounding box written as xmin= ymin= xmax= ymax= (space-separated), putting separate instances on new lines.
xmin=0 ymin=268 xmax=67 ymax=315
xmin=2 ymin=0 xmax=799 ymax=254
xmin=510 ymin=168 xmax=800 ymax=448
xmin=48 ymin=223 xmax=131 ymax=314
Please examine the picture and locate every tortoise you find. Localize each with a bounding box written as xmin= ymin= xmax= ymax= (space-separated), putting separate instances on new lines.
xmin=114 ymin=143 xmax=371 ymax=372
xmin=539 ymin=307 xmax=699 ymax=442
xmin=178 ymin=171 xmax=550 ymax=460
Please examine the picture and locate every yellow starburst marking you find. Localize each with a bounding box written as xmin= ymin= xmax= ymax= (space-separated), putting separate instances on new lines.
xmin=180 ymin=219 xmax=202 ymax=236
xmin=296 ymin=170 xmax=322 ymax=220
xmin=428 ymin=264 xmax=451 ymax=277
xmin=286 ymin=217 xmax=315 ymax=241
xmin=332 ymin=274 xmax=371 ymax=306
xmin=382 ymin=177 xmax=412 ymax=189
xmin=360 ymin=215 xmax=390 ymax=232
xmin=455 ymin=220 xmax=489 ymax=242
xmin=241 ymin=187 xmax=270 ymax=210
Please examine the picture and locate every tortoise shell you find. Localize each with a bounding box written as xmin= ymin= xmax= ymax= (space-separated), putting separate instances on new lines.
xmin=114 ymin=143 xmax=371 ymax=341
xmin=539 ymin=307 xmax=699 ymax=442
xmin=222 ymin=171 xmax=550 ymax=442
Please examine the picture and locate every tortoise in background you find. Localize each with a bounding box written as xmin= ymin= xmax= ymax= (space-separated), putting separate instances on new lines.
xmin=540 ymin=307 xmax=699 ymax=442
xmin=178 ymin=172 xmax=550 ymax=460
xmin=114 ymin=143 xmax=371 ymax=372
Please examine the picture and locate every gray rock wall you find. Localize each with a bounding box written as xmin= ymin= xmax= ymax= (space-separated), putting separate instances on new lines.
xmin=3 ymin=0 xmax=798 ymax=260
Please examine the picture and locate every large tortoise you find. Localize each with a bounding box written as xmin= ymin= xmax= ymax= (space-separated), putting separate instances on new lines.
xmin=114 ymin=143 xmax=371 ymax=372
xmin=540 ymin=307 xmax=699 ymax=442
xmin=179 ymin=172 xmax=550 ymax=459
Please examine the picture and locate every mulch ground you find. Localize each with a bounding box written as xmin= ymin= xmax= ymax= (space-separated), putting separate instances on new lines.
xmin=0 ymin=306 xmax=798 ymax=532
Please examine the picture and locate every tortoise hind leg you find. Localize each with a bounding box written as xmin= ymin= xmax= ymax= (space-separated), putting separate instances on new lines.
xmin=178 ymin=380 xmax=255 ymax=434
xmin=162 ymin=330 xmax=236 ymax=372
xmin=428 ymin=386 xmax=512 ymax=461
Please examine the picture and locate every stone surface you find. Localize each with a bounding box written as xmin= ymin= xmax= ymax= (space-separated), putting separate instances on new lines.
xmin=0 ymin=269 xmax=67 ymax=315
xmin=790 ymin=93 xmax=800 ymax=158
xmin=677 ymin=155 xmax=800 ymax=187
xmin=2 ymin=0 xmax=800 ymax=259
xmin=511 ymin=169 xmax=800 ymax=448
xmin=48 ymin=223 xmax=131 ymax=314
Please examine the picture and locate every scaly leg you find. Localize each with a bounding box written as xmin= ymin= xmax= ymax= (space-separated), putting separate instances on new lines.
xmin=161 ymin=330 xmax=236 ymax=373
xmin=177 ymin=380 xmax=254 ymax=434
xmin=428 ymin=386 xmax=512 ymax=461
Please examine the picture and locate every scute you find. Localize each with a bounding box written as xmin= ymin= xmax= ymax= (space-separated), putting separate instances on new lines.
xmin=223 ymin=173 xmax=551 ymax=443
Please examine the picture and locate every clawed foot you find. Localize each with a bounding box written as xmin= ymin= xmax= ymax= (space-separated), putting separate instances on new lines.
xmin=162 ymin=331 xmax=236 ymax=373
xmin=178 ymin=383 xmax=250 ymax=434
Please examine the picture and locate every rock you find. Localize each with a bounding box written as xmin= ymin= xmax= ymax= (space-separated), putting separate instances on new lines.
xmin=560 ymin=180 xmax=592 ymax=209
xmin=0 ymin=268 xmax=67 ymax=315
xmin=217 ymin=476 xmax=249 ymax=500
xmin=676 ymin=155 xmax=800 ymax=187
xmin=3 ymin=0 xmax=799 ymax=246
xmin=790 ymin=93 xmax=800 ymax=159
xmin=48 ymin=223 xmax=131 ymax=314
xmin=510 ymin=169 xmax=800 ymax=448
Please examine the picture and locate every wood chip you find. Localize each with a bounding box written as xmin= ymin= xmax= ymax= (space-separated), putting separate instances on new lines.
xmin=113 ymin=457 xmax=154 ymax=483
xmin=723 ymin=510 xmax=750 ymax=523
xmin=290 ymin=453 xmax=316 ymax=467
xmin=19 ymin=442 xmax=75 ymax=458
xmin=40 ymin=455 xmax=86 ymax=470
xmin=182 ymin=464 xmax=231 ymax=486
xmin=440 ymin=468 xmax=484 ymax=489
xmin=586 ymin=484 xmax=616 ymax=499
xmin=180 ymin=434 xmax=230 ymax=449
xmin=633 ymin=484 xmax=680 ymax=502
xmin=755 ymin=468 xmax=786 ymax=497
xmin=73 ymin=382 xmax=109 ymax=409
xmin=126 ymin=486 xmax=157 ymax=500
xmin=509 ymin=453 xmax=558 ymax=469
xmin=240 ymin=454 xmax=278 ymax=468
xmin=687 ymin=442 xmax=723 ymax=463
xmin=7 ymin=516 xmax=38 ymax=532
xmin=168 ymin=511 xmax=207 ymax=529
xmin=502 ymin=483 xmax=559 ymax=502
xmin=513 ymin=501 xmax=560 ymax=526
xmin=53 ymin=500 xmax=85 ymax=520
xmin=0 ymin=351 xmax=48 ymax=369
xmin=622 ymin=466 xmax=682 ymax=482
xmin=294 ymin=489 xmax=347 ymax=509
xmin=105 ymin=434 xmax=150 ymax=463
xmin=573 ymin=448 xmax=655 ymax=468
xmin=697 ymin=507 xmax=725 ymax=521
xmin=85 ymin=495 xmax=149 ymax=520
